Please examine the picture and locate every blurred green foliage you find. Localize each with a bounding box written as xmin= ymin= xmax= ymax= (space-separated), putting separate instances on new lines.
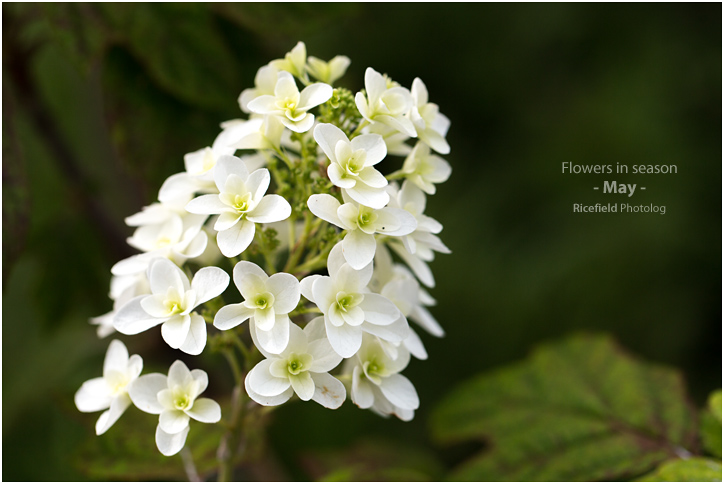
xmin=2 ymin=3 xmax=720 ymax=481
xmin=638 ymin=458 xmax=722 ymax=482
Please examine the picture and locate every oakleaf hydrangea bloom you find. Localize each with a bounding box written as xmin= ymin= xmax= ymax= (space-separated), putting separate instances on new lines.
xmin=314 ymin=123 xmax=389 ymax=208
xmin=306 ymin=54 xmax=351 ymax=84
xmin=214 ymin=261 xmax=300 ymax=354
xmin=307 ymin=193 xmax=417 ymax=270
xmin=129 ymin=360 xmax=221 ymax=456
xmin=300 ymin=244 xmax=408 ymax=357
xmin=345 ymin=334 xmax=419 ymax=421
xmin=399 ymin=141 xmax=452 ymax=195
xmin=81 ymin=41 xmax=453 ymax=462
xmin=355 ymin=67 xmax=416 ymax=137
xmin=186 ymin=155 xmax=291 ymax=257
xmin=74 ymin=340 xmax=142 ymax=435
xmin=410 ymin=78 xmax=451 ymax=155
xmin=245 ymin=319 xmax=345 ymax=408
xmin=247 ymin=71 xmax=332 ymax=133
xmin=114 ymin=258 xmax=229 ymax=355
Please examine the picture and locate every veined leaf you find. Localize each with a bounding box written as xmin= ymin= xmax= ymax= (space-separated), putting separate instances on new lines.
xmin=637 ymin=457 xmax=722 ymax=482
xmin=430 ymin=333 xmax=698 ymax=481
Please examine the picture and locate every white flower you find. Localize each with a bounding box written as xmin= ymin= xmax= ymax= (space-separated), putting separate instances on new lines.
xmin=364 ymin=122 xmax=412 ymax=157
xmin=346 ymin=334 xmax=419 ymax=421
xmin=239 ymin=64 xmax=280 ymax=113
xmin=247 ymin=71 xmax=332 ymax=133
xmin=307 ymin=193 xmax=417 ymax=270
xmin=114 ymin=258 xmax=229 ymax=355
xmin=355 ymin=67 xmax=416 ymax=137
xmin=400 ymin=141 xmax=451 ymax=195
xmin=387 ymin=180 xmax=445 ymax=255
xmin=306 ymin=55 xmax=351 ymax=84
xmin=129 ymin=360 xmax=221 ymax=456
xmin=111 ymin=212 xmax=208 ymax=277
xmin=300 ymin=244 xmax=408 ymax=358
xmin=185 ymin=156 xmax=291 ymax=257
xmin=74 ymin=340 xmax=142 ymax=435
xmin=231 ymin=116 xmax=288 ymax=152
xmin=269 ymin=41 xmax=308 ymax=80
xmin=214 ymin=261 xmax=300 ymax=354
xmin=409 ymin=78 xmax=451 ymax=155
xmin=245 ymin=319 xmax=345 ymax=408
xmin=91 ymin=273 xmax=151 ymax=338
xmin=314 ymin=123 xmax=390 ymax=209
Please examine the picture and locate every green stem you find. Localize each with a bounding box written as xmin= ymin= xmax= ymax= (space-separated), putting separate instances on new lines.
xmin=349 ymin=119 xmax=369 ymax=138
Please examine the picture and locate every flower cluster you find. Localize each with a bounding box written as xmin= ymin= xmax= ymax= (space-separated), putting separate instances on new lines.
xmin=77 ymin=41 xmax=451 ymax=459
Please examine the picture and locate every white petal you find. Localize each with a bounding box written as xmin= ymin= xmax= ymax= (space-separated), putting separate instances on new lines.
xmin=128 ymin=374 xmax=167 ymax=414
xmin=310 ymin=373 xmax=346 ymax=409
xmin=410 ymin=305 xmax=444 ymax=337
xmin=246 ymin=195 xmax=292 ymax=223
xmin=326 ymin=242 xmax=347 ymax=278
xmin=298 ymin=83 xmax=333 ymax=111
xmin=159 ymin=409 xmax=190 ymax=434
xmin=346 ymin=184 xmax=390 ymax=209
xmin=303 ymin=316 xmax=327 ymax=341
xmin=350 ymin=134 xmax=387 ymax=166
xmin=75 ymin=377 xmax=112 ymax=412
xmin=325 ymin=320 xmax=363 ymax=358
xmin=190 ymin=369 xmax=209 ymax=398
xmin=191 ymin=266 xmax=230 ymax=306
xmin=159 ymin=173 xmax=199 ymax=204
xmin=245 ymin=168 xmax=271 ymax=203
xmin=245 ymin=379 xmax=293 ymax=406
xmin=95 ymin=394 xmax=131 ymax=435
xmin=214 ymin=211 xmax=242 ymax=231
xmin=217 ymin=220 xmax=255 ymax=257
xmin=377 ymin=208 xmax=417 ymax=236
xmin=255 ymin=315 xmax=290 ymax=354
xmin=155 ymin=424 xmax=190 ymax=457
xmin=186 ymin=398 xmax=221 ymax=423
xmin=389 ymin=242 xmax=435 ymax=287
xmin=307 ymin=338 xmax=343 ymax=373
xmin=266 ymin=272 xmax=300 ymax=314
xmin=161 ymin=314 xmax=191 ymax=349
xmin=186 ymin=194 xmax=227 ymax=215
xmin=403 ymin=327 xmax=428 ymax=360
xmin=358 ymin=167 xmax=388 ymax=188
xmin=247 ymin=359 xmax=291 ymax=396
xmin=361 ymin=317 xmax=409 ymax=344
xmin=214 ymin=303 xmax=254 ymax=330
xmin=233 ymin=260 xmax=268 ymax=296
xmin=149 ymin=258 xmax=188 ymax=295
xmin=114 ymin=296 xmax=164 ymax=335
xmin=352 ymin=366 xmax=374 ymax=408
xmin=289 ymin=371 xmax=315 ymax=401
xmin=282 ymin=114 xmax=315 ymax=133
xmin=307 ymin=194 xmax=343 ymax=227
xmin=313 ymin=123 xmax=347 ymax=164
xmin=299 ymin=274 xmax=320 ymax=304
xmin=359 ymin=294 xmax=400 ymax=325
xmin=342 ymin=230 xmax=376 ymax=270
xmin=167 ymin=360 xmax=193 ymax=389
xmin=214 ymin=155 xmax=249 ymax=192
xmin=179 ymin=314 xmax=207 ymax=355
xmin=103 ymin=339 xmax=129 ymax=376
xmin=246 ymin=94 xmax=278 ymax=115
xmin=364 ymin=67 xmax=386 ymax=103
xmin=379 ymin=373 xmax=419 ymax=410
xmin=253 ymin=306 xmax=276 ymax=331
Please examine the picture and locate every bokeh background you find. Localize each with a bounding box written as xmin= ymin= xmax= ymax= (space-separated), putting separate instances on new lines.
xmin=3 ymin=3 xmax=721 ymax=481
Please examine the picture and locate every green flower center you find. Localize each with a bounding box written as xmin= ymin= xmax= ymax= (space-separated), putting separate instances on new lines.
xmin=357 ymin=209 xmax=378 ymax=229
xmin=233 ymin=193 xmax=252 ymax=213
xmin=251 ymin=291 xmax=275 ymax=310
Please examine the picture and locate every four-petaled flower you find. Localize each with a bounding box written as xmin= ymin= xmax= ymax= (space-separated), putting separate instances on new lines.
xmin=314 ymin=123 xmax=390 ymax=209
xmin=214 ymin=261 xmax=301 ymax=354
xmin=245 ymin=319 xmax=346 ymax=408
xmin=74 ymin=340 xmax=143 ymax=435
xmin=247 ymin=71 xmax=332 ymax=133
xmin=129 ymin=360 xmax=221 ymax=456
xmin=186 ymin=155 xmax=292 ymax=257
xmin=114 ymin=258 xmax=229 ymax=355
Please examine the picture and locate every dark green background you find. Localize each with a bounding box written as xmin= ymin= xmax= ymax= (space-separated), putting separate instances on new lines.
xmin=3 ymin=3 xmax=721 ymax=480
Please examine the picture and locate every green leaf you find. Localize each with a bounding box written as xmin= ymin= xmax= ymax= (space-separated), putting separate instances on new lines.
xmin=430 ymin=333 xmax=698 ymax=481
xmin=637 ymin=457 xmax=722 ymax=482
xmin=700 ymin=389 xmax=722 ymax=458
